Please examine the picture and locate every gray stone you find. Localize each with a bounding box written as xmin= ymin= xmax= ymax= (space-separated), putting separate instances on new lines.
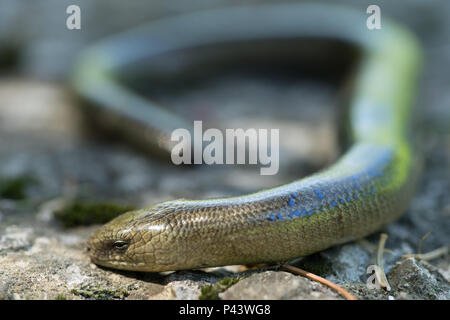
xmin=0 ymin=226 xmax=34 ymax=253
xmin=220 ymin=271 xmax=341 ymax=300
xmin=389 ymin=258 xmax=450 ymax=300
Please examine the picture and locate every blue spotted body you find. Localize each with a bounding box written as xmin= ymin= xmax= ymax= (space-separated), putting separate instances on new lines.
xmin=259 ymin=144 xmax=393 ymax=223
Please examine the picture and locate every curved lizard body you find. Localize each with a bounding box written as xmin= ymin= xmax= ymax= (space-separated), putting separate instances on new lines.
xmin=72 ymin=4 xmax=422 ymax=272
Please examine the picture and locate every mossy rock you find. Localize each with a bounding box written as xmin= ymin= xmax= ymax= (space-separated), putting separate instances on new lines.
xmin=54 ymin=201 xmax=135 ymax=228
xmin=199 ymin=277 xmax=241 ymax=300
xmin=0 ymin=175 xmax=37 ymax=200
xmin=71 ymin=283 xmax=129 ymax=300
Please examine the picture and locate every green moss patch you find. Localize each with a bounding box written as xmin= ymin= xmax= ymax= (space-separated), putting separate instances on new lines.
xmin=0 ymin=175 xmax=37 ymax=200
xmin=71 ymin=284 xmax=129 ymax=300
xmin=54 ymin=201 xmax=135 ymax=228
xmin=199 ymin=277 xmax=241 ymax=300
xmin=0 ymin=46 xmax=19 ymax=69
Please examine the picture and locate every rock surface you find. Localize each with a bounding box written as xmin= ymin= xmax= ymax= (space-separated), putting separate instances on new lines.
xmin=389 ymin=258 xmax=450 ymax=300
xmin=220 ymin=271 xmax=341 ymax=300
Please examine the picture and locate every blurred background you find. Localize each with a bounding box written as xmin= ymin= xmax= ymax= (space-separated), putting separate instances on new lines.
xmin=0 ymin=0 xmax=448 ymax=300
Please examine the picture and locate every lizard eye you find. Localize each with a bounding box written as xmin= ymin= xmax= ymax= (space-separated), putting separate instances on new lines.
xmin=112 ymin=240 xmax=129 ymax=251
